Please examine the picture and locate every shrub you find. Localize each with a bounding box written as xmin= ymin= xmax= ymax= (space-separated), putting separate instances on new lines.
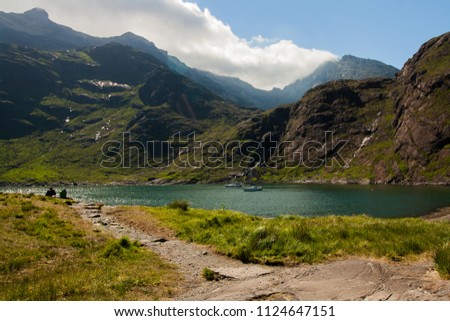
xmin=202 ymin=267 xmax=220 ymax=281
xmin=167 ymin=200 xmax=190 ymax=211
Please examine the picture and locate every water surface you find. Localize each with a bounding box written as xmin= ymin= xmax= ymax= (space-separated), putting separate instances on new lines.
xmin=2 ymin=184 xmax=450 ymax=218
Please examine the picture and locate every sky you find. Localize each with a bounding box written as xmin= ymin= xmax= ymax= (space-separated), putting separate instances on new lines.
xmin=1 ymin=0 xmax=449 ymax=90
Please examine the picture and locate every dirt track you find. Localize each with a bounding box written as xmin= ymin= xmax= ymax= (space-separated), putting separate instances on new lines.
xmin=73 ymin=203 xmax=450 ymax=301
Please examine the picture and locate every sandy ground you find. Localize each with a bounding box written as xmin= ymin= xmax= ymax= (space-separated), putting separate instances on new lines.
xmin=73 ymin=203 xmax=450 ymax=301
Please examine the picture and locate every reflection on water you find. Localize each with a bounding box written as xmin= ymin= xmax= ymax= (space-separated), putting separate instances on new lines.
xmin=1 ymin=184 xmax=449 ymax=218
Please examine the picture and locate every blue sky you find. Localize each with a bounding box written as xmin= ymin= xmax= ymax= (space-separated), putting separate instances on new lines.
xmin=1 ymin=0 xmax=449 ymax=89
xmin=194 ymin=0 xmax=450 ymax=68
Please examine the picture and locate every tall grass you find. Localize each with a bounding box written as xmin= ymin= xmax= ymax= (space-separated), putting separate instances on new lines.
xmin=140 ymin=206 xmax=450 ymax=266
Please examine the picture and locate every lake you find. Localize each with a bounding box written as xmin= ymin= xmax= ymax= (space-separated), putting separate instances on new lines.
xmin=2 ymin=184 xmax=450 ymax=218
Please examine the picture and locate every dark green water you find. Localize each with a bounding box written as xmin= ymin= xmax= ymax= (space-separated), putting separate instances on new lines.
xmin=2 ymin=184 xmax=449 ymax=218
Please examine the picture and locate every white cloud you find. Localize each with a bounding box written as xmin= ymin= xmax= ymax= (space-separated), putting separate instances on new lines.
xmin=0 ymin=0 xmax=338 ymax=90
xmin=251 ymin=35 xmax=271 ymax=44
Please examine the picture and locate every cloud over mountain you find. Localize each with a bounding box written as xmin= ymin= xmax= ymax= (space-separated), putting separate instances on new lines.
xmin=1 ymin=0 xmax=337 ymax=89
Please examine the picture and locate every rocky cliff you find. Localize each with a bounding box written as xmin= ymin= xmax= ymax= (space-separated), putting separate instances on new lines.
xmin=391 ymin=32 xmax=450 ymax=183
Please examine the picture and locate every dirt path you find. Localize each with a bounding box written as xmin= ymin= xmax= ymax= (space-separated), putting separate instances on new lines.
xmin=73 ymin=203 xmax=450 ymax=301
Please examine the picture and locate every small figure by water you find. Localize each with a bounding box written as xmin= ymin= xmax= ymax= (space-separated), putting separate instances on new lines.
xmin=59 ymin=189 xmax=67 ymax=199
xmin=45 ymin=187 xmax=57 ymax=197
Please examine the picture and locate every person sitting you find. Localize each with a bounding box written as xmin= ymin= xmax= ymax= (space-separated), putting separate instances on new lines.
xmin=45 ymin=188 xmax=57 ymax=197
xmin=59 ymin=189 xmax=67 ymax=199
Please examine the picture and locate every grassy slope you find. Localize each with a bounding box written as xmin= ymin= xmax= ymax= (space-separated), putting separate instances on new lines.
xmin=110 ymin=204 xmax=450 ymax=278
xmin=0 ymin=193 xmax=181 ymax=300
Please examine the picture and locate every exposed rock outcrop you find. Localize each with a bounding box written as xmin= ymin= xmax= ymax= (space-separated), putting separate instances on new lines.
xmin=391 ymin=32 xmax=450 ymax=183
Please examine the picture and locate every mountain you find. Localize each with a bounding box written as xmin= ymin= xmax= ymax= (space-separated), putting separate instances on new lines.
xmin=0 ymin=10 xmax=446 ymax=185
xmin=0 ymin=42 xmax=165 ymax=138
xmin=279 ymin=55 xmax=399 ymax=105
xmin=232 ymin=32 xmax=450 ymax=184
xmin=172 ymin=55 xmax=398 ymax=110
xmin=0 ymin=8 xmax=99 ymax=50
xmin=391 ymin=32 xmax=450 ymax=182
xmin=0 ymin=8 xmax=398 ymax=109
xmin=0 ymin=43 xmax=257 ymax=183
xmin=0 ymin=8 xmax=168 ymax=57
xmin=0 ymin=42 xmax=255 ymax=138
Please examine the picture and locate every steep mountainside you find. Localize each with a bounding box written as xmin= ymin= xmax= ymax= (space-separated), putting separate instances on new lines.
xmin=0 ymin=43 xmax=164 ymax=138
xmin=391 ymin=32 xmax=450 ymax=183
xmin=232 ymin=32 xmax=449 ymax=184
xmin=0 ymin=8 xmax=398 ymax=110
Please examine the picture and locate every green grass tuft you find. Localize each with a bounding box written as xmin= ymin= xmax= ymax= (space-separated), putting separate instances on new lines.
xmin=103 ymin=237 xmax=141 ymax=259
xmin=202 ymin=267 xmax=222 ymax=281
xmin=167 ymin=200 xmax=190 ymax=212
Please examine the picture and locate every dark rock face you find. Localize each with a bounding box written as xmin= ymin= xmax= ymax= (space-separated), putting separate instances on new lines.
xmin=139 ymin=68 xmax=217 ymax=120
xmin=392 ymin=32 xmax=450 ymax=183
xmin=281 ymin=79 xmax=394 ymax=176
xmin=284 ymin=79 xmax=389 ymax=139
xmin=236 ymin=105 xmax=292 ymax=142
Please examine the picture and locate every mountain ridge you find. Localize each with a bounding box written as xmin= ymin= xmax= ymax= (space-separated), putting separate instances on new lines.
xmin=0 ymin=8 xmax=398 ymax=109
xmin=274 ymin=54 xmax=399 ymax=106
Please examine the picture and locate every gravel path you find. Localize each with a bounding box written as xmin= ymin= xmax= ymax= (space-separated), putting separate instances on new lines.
xmin=73 ymin=203 xmax=450 ymax=301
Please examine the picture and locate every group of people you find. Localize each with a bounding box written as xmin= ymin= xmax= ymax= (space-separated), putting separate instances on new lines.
xmin=45 ymin=188 xmax=67 ymax=199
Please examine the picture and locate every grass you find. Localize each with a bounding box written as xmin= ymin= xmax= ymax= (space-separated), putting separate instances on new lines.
xmin=202 ymin=267 xmax=222 ymax=281
xmin=434 ymin=243 xmax=450 ymax=279
xmin=0 ymin=193 xmax=180 ymax=300
xmin=120 ymin=205 xmax=450 ymax=272
xmin=3 ymin=192 xmax=449 ymax=300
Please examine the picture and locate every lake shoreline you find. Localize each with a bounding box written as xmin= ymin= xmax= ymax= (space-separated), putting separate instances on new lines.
xmin=423 ymin=206 xmax=450 ymax=221
xmin=0 ymin=177 xmax=449 ymax=188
